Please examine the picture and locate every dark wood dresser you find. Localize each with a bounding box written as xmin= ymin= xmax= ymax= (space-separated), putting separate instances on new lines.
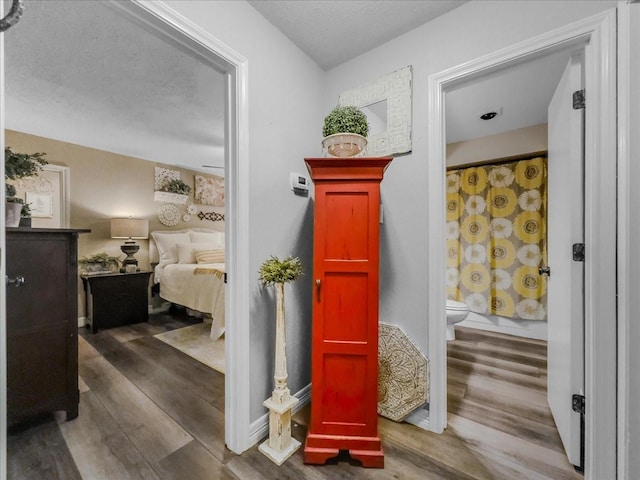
xmin=6 ymin=227 xmax=90 ymax=425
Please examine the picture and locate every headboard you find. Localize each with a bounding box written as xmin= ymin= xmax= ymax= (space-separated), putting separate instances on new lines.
xmin=149 ymin=228 xmax=225 ymax=265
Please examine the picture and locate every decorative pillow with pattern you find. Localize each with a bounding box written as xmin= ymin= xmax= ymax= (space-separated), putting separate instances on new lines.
xmin=176 ymin=242 xmax=218 ymax=264
xmin=194 ymin=248 xmax=225 ymax=264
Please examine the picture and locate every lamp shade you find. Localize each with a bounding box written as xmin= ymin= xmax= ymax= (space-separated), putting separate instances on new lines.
xmin=110 ymin=218 xmax=149 ymax=239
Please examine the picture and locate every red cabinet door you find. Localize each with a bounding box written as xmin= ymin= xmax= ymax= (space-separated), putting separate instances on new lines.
xmin=304 ymin=157 xmax=391 ymax=468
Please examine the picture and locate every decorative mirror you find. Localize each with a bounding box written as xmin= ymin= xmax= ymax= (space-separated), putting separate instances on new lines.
xmin=339 ymin=65 xmax=413 ymax=157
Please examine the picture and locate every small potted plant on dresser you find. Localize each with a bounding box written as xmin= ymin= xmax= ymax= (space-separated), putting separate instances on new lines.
xmin=322 ymin=105 xmax=370 ymax=157
xmin=4 ymin=147 xmax=47 ymax=227
xmin=79 ymin=252 xmax=120 ymax=275
xmin=18 ymin=203 xmax=32 ymax=228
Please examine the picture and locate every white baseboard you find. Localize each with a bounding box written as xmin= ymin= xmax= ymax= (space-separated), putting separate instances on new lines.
xmin=249 ymin=383 xmax=311 ymax=446
xmin=405 ymin=406 xmax=431 ymax=430
xmin=458 ymin=312 xmax=547 ymax=340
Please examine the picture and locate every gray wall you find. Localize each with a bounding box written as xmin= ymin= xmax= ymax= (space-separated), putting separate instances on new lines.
xmin=323 ymin=0 xmax=617 ymax=358
xmin=165 ymin=0 xmax=324 ymax=421
xmin=620 ymin=2 xmax=640 ymax=477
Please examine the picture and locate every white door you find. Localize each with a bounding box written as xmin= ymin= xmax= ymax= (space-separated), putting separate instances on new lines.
xmin=546 ymin=54 xmax=585 ymax=468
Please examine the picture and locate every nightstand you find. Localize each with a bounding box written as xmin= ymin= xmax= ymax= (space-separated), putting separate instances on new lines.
xmin=81 ymin=271 xmax=152 ymax=333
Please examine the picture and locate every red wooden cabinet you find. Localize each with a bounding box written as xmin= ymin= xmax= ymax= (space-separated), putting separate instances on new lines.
xmin=303 ymin=157 xmax=392 ymax=468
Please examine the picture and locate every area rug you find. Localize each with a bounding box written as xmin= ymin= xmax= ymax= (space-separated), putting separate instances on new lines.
xmin=154 ymin=322 xmax=225 ymax=374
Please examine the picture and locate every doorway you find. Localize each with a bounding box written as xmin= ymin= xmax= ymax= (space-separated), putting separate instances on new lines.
xmin=0 ymin=1 xmax=251 ymax=476
xmin=442 ymin=49 xmax=585 ymax=468
xmin=427 ymin=10 xmax=617 ymax=480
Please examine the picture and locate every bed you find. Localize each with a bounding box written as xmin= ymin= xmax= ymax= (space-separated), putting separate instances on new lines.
xmin=150 ymin=228 xmax=226 ymax=339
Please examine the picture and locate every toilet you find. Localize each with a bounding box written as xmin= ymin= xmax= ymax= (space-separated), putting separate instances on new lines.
xmin=446 ymin=299 xmax=470 ymax=341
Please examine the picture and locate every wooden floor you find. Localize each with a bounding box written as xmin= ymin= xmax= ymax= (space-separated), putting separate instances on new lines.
xmin=8 ymin=319 xmax=582 ymax=479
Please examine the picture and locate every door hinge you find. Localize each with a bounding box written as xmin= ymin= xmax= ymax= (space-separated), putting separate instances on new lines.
xmin=572 ymin=243 xmax=585 ymax=262
xmin=572 ymin=394 xmax=585 ymax=415
xmin=573 ymin=89 xmax=585 ymax=109
xmin=224 ymin=272 xmax=227 ymax=284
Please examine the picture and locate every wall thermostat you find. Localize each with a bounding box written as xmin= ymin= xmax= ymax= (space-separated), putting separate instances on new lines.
xmin=290 ymin=172 xmax=309 ymax=196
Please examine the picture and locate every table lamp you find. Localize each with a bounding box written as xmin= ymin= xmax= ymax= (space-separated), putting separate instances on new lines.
xmin=110 ymin=217 xmax=149 ymax=272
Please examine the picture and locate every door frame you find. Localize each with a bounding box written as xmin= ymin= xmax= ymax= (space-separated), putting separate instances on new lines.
xmin=110 ymin=0 xmax=253 ymax=455
xmin=426 ymin=9 xmax=617 ymax=479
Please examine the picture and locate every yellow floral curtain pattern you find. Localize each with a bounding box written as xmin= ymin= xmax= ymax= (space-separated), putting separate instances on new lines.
xmin=446 ymin=157 xmax=548 ymax=320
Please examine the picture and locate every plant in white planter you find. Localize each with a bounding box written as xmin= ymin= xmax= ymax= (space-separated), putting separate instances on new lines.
xmin=258 ymin=255 xmax=303 ymax=465
xmin=322 ymin=105 xmax=369 ymax=157
xmin=161 ymin=178 xmax=192 ymax=196
xmin=5 ymin=147 xmax=47 ymax=227
xmin=155 ymin=178 xmax=192 ymax=204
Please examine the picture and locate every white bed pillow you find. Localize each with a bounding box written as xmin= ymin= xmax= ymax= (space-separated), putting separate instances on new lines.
xmin=151 ymin=231 xmax=191 ymax=264
xmin=190 ymin=231 xmax=225 ymax=248
xmin=177 ymin=242 xmax=218 ymax=264
xmin=195 ymin=248 xmax=225 ymax=264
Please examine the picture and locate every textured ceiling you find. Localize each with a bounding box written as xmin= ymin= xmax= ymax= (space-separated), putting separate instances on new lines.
xmin=3 ymin=0 xmax=568 ymax=172
xmin=248 ymin=0 xmax=468 ymax=70
xmin=4 ymin=0 xmax=226 ymax=172
xmin=445 ymin=49 xmax=573 ymax=144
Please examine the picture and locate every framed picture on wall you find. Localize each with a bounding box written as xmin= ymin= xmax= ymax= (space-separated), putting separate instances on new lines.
xmin=26 ymin=192 xmax=54 ymax=218
xmin=195 ymin=174 xmax=225 ymax=207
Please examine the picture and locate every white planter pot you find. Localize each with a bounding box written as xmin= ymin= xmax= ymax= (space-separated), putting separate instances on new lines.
xmin=322 ymin=133 xmax=367 ymax=158
xmin=154 ymin=191 xmax=188 ymax=204
xmin=6 ymin=202 xmax=22 ymax=227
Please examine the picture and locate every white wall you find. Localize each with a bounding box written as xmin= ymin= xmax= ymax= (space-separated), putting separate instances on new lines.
xmin=618 ymin=2 xmax=640 ymax=478
xmin=149 ymin=0 xmax=626 ymax=447
xmin=628 ymin=4 xmax=640 ymax=474
xmin=447 ymin=124 xmax=547 ymax=167
xmin=163 ymin=1 xmax=324 ymax=421
xmin=324 ymin=0 xmax=617 ymax=358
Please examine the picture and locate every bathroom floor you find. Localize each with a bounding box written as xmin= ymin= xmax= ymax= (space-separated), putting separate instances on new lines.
xmin=447 ymin=326 xmax=581 ymax=478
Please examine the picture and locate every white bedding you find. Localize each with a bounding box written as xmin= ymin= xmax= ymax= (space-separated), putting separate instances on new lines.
xmin=155 ymin=262 xmax=226 ymax=339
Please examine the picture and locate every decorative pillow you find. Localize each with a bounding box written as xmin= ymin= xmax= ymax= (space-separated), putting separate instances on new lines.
xmin=151 ymin=231 xmax=191 ymax=264
xmin=190 ymin=231 xmax=225 ymax=248
xmin=176 ymin=242 xmax=217 ymax=264
xmin=194 ymin=248 xmax=225 ymax=264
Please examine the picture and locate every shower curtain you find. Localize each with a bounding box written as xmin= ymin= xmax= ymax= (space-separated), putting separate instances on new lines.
xmin=446 ymin=156 xmax=547 ymax=320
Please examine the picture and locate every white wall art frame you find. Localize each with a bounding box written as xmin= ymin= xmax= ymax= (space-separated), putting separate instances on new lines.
xmin=26 ymin=192 xmax=53 ymax=218
xmin=154 ymin=165 xmax=180 ymax=191
xmin=339 ymin=65 xmax=412 ymax=157
xmin=11 ymin=164 xmax=70 ymax=227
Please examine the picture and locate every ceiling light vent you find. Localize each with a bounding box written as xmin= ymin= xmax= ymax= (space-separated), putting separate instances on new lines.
xmin=477 ymin=107 xmax=503 ymax=121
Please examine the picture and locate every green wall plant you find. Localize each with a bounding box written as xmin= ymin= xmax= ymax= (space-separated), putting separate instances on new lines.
xmin=5 ymin=147 xmax=48 ymax=217
xmin=322 ymin=105 xmax=369 ymax=138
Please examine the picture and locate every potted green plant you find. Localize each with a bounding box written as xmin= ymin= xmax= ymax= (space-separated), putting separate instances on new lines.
xmin=322 ymin=105 xmax=369 ymax=157
xmin=161 ymin=178 xmax=192 ymax=195
xmin=5 ymin=147 xmax=47 ymax=227
xmin=154 ymin=178 xmax=192 ymax=204
xmin=78 ymin=252 xmax=120 ymax=274
xmin=18 ymin=203 xmax=32 ymax=227
xmin=258 ymin=255 xmax=303 ymax=464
